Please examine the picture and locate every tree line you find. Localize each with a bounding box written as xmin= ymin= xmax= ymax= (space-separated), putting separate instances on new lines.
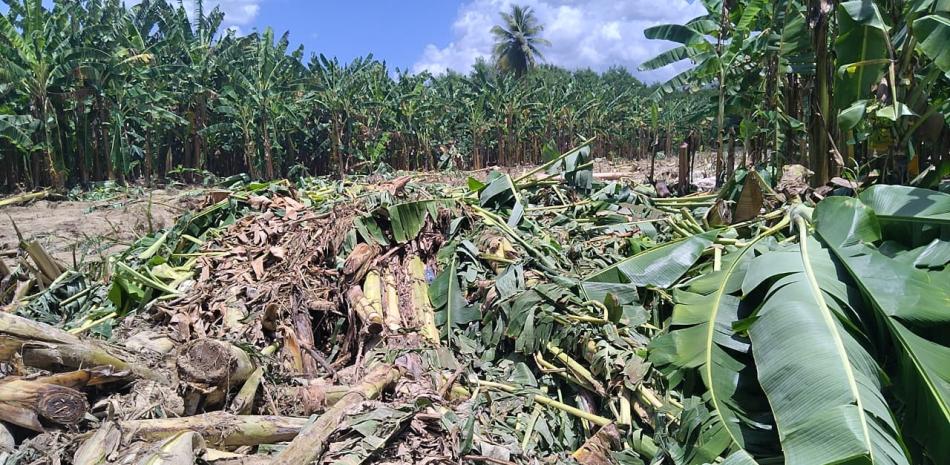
xmin=0 ymin=0 xmax=706 ymax=192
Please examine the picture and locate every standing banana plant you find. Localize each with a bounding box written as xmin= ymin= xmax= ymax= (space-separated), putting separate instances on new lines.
xmin=639 ymin=0 xmax=744 ymax=186
xmin=0 ymin=0 xmax=80 ymax=187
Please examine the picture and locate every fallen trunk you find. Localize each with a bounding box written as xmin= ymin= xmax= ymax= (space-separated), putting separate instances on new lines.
xmin=176 ymin=339 xmax=255 ymax=388
xmin=0 ymin=191 xmax=49 ymax=208
xmin=271 ymin=362 xmax=404 ymax=465
xmin=0 ymin=378 xmax=88 ymax=431
xmin=118 ymin=412 xmax=309 ymax=447
xmin=0 ymin=312 xmax=160 ymax=381
xmin=277 ymin=381 xmax=351 ymax=415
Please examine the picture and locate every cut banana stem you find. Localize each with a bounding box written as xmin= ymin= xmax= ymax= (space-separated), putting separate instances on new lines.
xmin=408 ymin=256 xmax=440 ymax=344
xmin=381 ymin=268 xmax=401 ymax=332
xmin=361 ymin=271 xmax=385 ymax=333
xmin=346 ymin=285 xmax=383 ymax=334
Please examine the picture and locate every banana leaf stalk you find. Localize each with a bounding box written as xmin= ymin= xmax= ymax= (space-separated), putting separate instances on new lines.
xmin=21 ymin=241 xmax=64 ymax=283
xmin=513 ymin=137 xmax=597 ymax=185
xmin=271 ymin=362 xmax=404 ymax=465
xmin=137 ymin=230 xmax=170 ymax=261
xmin=229 ymin=367 xmax=264 ymax=415
xmin=652 ymin=193 xmax=718 ymax=204
xmin=475 ymin=379 xmax=612 ymax=427
xmin=118 ymin=412 xmax=309 ymax=447
xmin=546 ymin=342 xmax=606 ymax=396
xmin=470 ymin=205 xmax=558 ymax=270
xmin=68 ymin=311 xmax=116 ymax=335
xmin=0 ymin=312 xmax=160 ymax=381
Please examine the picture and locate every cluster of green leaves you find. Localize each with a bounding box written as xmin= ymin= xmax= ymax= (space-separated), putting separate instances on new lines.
xmin=650 ymin=185 xmax=949 ymax=464
xmin=642 ymin=0 xmax=950 ymax=185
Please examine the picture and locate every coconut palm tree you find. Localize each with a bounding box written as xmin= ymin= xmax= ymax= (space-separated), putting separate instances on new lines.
xmin=490 ymin=5 xmax=550 ymax=78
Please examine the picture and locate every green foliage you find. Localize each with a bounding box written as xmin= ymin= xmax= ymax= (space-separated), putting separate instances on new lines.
xmin=641 ymin=0 xmax=950 ymax=185
xmin=0 ymin=0 xmax=701 ymax=191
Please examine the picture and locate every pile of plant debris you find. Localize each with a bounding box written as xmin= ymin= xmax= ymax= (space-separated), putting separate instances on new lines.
xmin=0 ymin=143 xmax=947 ymax=465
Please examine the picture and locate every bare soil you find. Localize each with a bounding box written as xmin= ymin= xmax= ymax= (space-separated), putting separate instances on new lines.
xmin=0 ymin=189 xmax=204 ymax=267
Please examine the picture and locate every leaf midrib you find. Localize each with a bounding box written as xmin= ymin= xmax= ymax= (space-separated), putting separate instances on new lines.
xmin=703 ymin=218 xmax=787 ymax=452
xmin=795 ymin=218 xmax=874 ymax=461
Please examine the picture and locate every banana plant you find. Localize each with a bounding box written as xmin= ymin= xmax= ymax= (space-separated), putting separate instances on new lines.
xmin=0 ymin=0 xmax=80 ymax=187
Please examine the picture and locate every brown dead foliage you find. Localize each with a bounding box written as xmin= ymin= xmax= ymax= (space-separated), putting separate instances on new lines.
xmin=1 ymin=185 xmax=487 ymax=465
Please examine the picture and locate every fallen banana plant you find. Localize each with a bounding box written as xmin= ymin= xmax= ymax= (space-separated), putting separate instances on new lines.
xmin=0 ymin=155 xmax=946 ymax=465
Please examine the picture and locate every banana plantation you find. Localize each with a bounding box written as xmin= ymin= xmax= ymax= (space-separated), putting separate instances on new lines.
xmin=0 ymin=0 xmax=699 ymax=191
xmin=0 ymin=1 xmax=948 ymax=465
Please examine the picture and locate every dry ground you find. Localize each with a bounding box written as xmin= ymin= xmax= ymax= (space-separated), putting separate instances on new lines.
xmin=0 ymin=189 xmax=203 ymax=268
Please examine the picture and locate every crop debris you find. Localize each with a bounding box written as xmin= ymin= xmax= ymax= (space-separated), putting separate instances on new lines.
xmin=0 ymin=143 xmax=947 ymax=465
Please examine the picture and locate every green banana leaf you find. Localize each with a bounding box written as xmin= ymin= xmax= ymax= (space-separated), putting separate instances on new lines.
xmin=835 ymin=1 xmax=890 ymax=109
xmin=858 ymin=185 xmax=950 ymax=225
xmin=639 ymin=46 xmax=690 ymax=71
xmin=649 ymin=236 xmax=780 ymax=463
xmin=0 ymin=114 xmax=38 ymax=151
xmin=914 ymin=13 xmax=950 ymax=78
xmin=479 ymin=172 xmax=525 ymax=227
xmin=643 ymin=23 xmax=708 ymax=46
xmin=431 ymin=253 xmax=479 ymax=342
xmin=741 ymin=236 xmax=909 ymax=465
xmin=356 ymin=199 xmax=452 ymax=245
xmin=583 ymin=231 xmax=717 ymax=296
xmin=815 ymin=194 xmax=950 ymax=462
xmin=858 ymin=184 xmax=950 ymax=247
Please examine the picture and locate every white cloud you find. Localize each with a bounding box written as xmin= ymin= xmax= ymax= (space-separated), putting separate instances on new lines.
xmin=413 ymin=0 xmax=707 ymax=83
xmin=172 ymin=0 xmax=262 ymax=27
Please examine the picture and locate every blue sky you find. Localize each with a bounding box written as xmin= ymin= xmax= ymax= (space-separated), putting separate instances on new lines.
xmin=224 ymin=0 xmax=705 ymax=82
xmin=7 ymin=0 xmax=706 ymax=82
xmin=252 ymin=0 xmax=460 ymax=73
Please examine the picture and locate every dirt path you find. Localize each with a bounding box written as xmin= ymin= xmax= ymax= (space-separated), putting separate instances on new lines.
xmin=0 ymin=189 xmax=204 ymax=267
